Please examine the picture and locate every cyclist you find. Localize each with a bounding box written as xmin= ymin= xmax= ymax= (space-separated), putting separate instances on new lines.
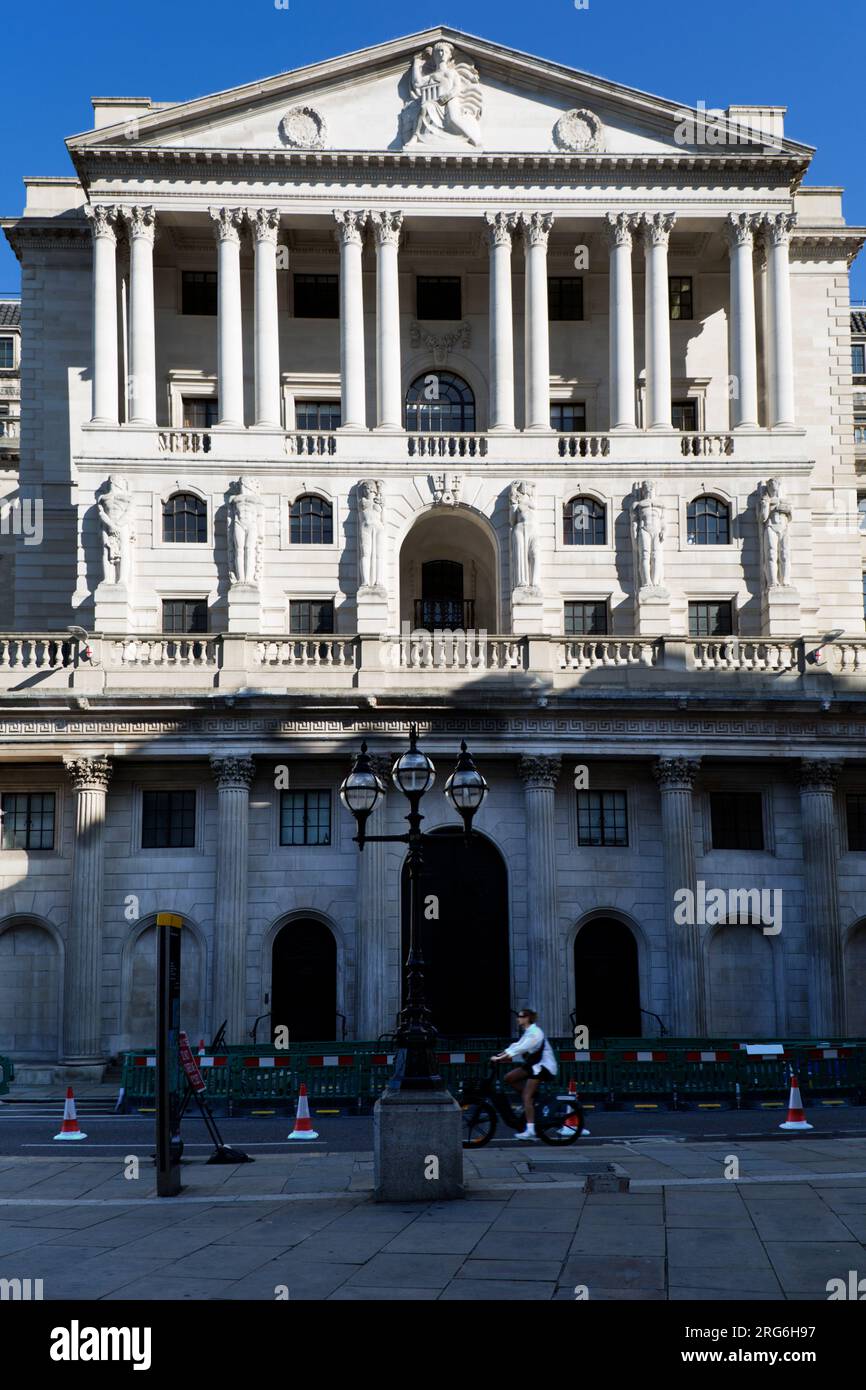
xmin=491 ymin=1008 xmax=558 ymax=1140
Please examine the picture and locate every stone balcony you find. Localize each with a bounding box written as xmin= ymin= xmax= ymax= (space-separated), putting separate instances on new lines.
xmin=0 ymin=631 xmax=863 ymax=698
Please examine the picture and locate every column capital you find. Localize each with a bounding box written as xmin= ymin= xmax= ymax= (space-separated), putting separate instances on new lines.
xmin=485 ymin=211 xmax=518 ymax=248
xmin=641 ymin=212 xmax=677 ymax=248
xmin=121 ymin=205 xmax=156 ymax=242
xmin=64 ymin=756 xmax=113 ymax=793
xmin=763 ymin=211 xmax=797 ymax=248
xmin=604 ymin=211 xmax=641 ymax=250
xmin=210 ymin=755 xmax=256 ymax=789
xmin=798 ymin=760 xmax=841 ymax=793
xmin=85 ymin=204 xmax=120 ymax=243
xmin=249 ymin=208 xmax=280 ymax=244
xmin=369 ymin=210 xmax=403 ymax=248
xmin=333 ymin=209 xmax=368 ymax=247
xmin=653 ymin=757 xmax=700 ymax=790
xmin=520 ymin=211 xmax=554 ymax=248
xmin=518 ymin=754 xmax=561 ymax=790
xmin=209 ymin=207 xmax=245 ymax=243
xmin=724 ymin=211 xmax=763 ymax=252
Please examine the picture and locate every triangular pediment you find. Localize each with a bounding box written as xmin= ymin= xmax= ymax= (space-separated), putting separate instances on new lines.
xmin=67 ymin=27 xmax=811 ymax=162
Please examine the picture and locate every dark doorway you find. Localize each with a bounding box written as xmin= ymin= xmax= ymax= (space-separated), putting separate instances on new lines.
xmin=573 ymin=918 xmax=641 ymax=1037
xmin=400 ymin=827 xmax=510 ymax=1039
xmin=271 ymin=918 xmax=337 ymax=1042
xmin=416 ymin=560 xmax=473 ymax=630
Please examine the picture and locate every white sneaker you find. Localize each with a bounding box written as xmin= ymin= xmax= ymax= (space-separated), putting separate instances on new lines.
xmin=515 ymin=1128 xmax=537 ymax=1141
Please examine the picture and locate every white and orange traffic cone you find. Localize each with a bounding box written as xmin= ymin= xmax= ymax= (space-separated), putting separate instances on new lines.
xmin=54 ymin=1087 xmax=87 ymax=1141
xmin=558 ymin=1079 xmax=591 ymax=1137
xmin=288 ymin=1083 xmax=319 ymax=1141
xmin=779 ymin=1073 xmax=813 ymax=1131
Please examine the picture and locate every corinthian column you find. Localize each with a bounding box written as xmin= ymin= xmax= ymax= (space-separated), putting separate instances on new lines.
xmin=209 ymin=208 xmax=245 ymax=427
xmin=642 ymin=213 xmax=676 ymax=430
xmin=210 ymin=756 xmax=255 ymax=1041
xmin=764 ymin=212 xmax=797 ymax=428
xmin=121 ymin=206 xmax=156 ymax=425
xmin=798 ymin=761 xmax=846 ymax=1034
xmin=356 ymin=755 xmax=392 ymax=1038
xmin=334 ymin=210 xmax=368 ymax=429
xmin=653 ymin=758 xmax=705 ymax=1034
xmin=521 ymin=213 xmax=554 ymax=430
xmin=62 ymin=757 xmax=112 ymax=1071
xmin=85 ymin=205 xmax=120 ymax=425
xmin=605 ymin=212 xmax=640 ymax=430
xmin=725 ymin=213 xmax=761 ymax=428
xmin=369 ymin=211 xmax=403 ymax=430
xmin=485 ymin=212 xmax=517 ymax=429
xmin=519 ymin=755 xmax=563 ymax=1031
xmin=250 ymin=208 xmax=281 ymax=428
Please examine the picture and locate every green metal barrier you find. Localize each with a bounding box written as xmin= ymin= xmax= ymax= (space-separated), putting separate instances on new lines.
xmin=0 ymin=1055 xmax=13 ymax=1095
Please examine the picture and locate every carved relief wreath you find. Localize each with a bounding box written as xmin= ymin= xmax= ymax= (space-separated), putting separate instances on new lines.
xmin=278 ymin=105 xmax=328 ymax=150
xmin=552 ymin=108 xmax=604 ymax=153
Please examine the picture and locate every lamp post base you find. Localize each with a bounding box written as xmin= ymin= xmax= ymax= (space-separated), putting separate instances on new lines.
xmin=373 ymin=1087 xmax=465 ymax=1203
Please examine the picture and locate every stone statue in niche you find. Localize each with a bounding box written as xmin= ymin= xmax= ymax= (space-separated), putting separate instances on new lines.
xmin=358 ymin=479 xmax=386 ymax=592
xmin=510 ymin=480 xmax=541 ymax=592
xmin=98 ymin=475 xmax=135 ymax=586
xmin=228 ymin=476 xmax=264 ymax=586
xmin=757 ymin=477 xmax=793 ymax=589
xmin=401 ymin=42 xmax=483 ymax=149
xmin=631 ymin=480 xmax=667 ymax=593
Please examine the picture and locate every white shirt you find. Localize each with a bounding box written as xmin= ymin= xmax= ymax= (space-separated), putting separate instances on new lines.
xmin=503 ymin=1023 xmax=558 ymax=1077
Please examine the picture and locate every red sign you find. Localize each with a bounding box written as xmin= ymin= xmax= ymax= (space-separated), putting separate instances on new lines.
xmin=179 ymin=1031 xmax=206 ymax=1093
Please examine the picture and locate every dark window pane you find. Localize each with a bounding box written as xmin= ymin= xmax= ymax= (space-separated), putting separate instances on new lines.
xmin=417 ymin=277 xmax=461 ymax=320
xmin=181 ymin=271 xmax=217 ymax=316
xmin=406 ymin=371 xmax=475 ymax=432
xmin=163 ymin=493 xmax=207 ymax=543
xmin=289 ymin=600 xmax=334 ymax=634
xmin=548 ymin=277 xmax=584 ymax=321
xmin=847 ymin=794 xmax=866 ymax=851
xmin=181 ymin=397 xmax=219 ymax=428
xmin=279 ymin=790 xmax=332 ymax=846
xmin=293 ymin=274 xmax=339 ymax=318
xmin=0 ymin=337 xmax=13 ymax=369
xmin=687 ymin=496 xmax=731 ymax=545
xmin=1 ymin=792 xmax=55 ymax=851
xmin=551 ymin=402 xmax=587 ymax=432
xmin=852 ymin=344 xmax=865 ymax=376
xmin=565 ymin=601 xmax=608 ymax=636
xmin=672 ymin=400 xmax=698 ymax=431
xmin=710 ymin=792 xmax=764 ymax=851
xmin=563 ymin=496 xmax=605 ymax=545
xmin=669 ymin=276 xmax=693 ymax=321
xmin=162 ymin=600 xmax=208 ymax=634
xmin=142 ymin=790 xmax=196 ymax=849
xmin=689 ymin=601 xmax=734 ymax=637
xmin=289 ymin=494 xmax=333 ymax=545
xmin=577 ymin=791 xmax=628 ymax=847
xmin=295 ymin=400 xmax=341 ymax=431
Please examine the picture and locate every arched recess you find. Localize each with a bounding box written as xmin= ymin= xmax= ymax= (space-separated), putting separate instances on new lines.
xmin=844 ymin=919 xmax=866 ymax=1035
xmin=572 ymin=913 xmax=644 ymax=1038
xmin=269 ymin=914 xmax=340 ymax=1042
xmin=705 ymin=922 xmax=781 ymax=1036
xmin=120 ymin=915 xmax=207 ymax=1050
xmin=0 ymin=915 xmax=63 ymax=1060
xmin=400 ymin=827 xmax=510 ymax=1038
xmin=398 ymin=505 xmax=501 ymax=632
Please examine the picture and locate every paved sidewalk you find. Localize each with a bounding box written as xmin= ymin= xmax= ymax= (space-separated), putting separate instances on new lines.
xmin=1 ymin=1138 xmax=865 ymax=1300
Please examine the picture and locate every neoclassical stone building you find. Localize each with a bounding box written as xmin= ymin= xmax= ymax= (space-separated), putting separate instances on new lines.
xmin=1 ymin=28 xmax=866 ymax=1078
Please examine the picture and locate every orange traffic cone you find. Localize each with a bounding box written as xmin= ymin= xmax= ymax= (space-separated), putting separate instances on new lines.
xmin=54 ymin=1087 xmax=87 ymax=1141
xmin=558 ymin=1079 xmax=591 ymax=1137
xmin=779 ymin=1073 xmax=813 ymax=1131
xmin=288 ymin=1083 xmax=319 ymax=1141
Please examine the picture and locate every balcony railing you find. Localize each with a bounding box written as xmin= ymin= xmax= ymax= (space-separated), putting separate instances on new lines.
xmin=413 ymin=598 xmax=475 ymax=630
xmin=0 ymin=416 xmax=20 ymax=443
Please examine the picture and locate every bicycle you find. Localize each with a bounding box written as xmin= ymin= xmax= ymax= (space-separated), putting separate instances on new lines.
xmin=460 ymin=1064 xmax=585 ymax=1147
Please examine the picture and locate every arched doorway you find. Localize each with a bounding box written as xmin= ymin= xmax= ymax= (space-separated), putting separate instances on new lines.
xmin=401 ymin=828 xmax=509 ymax=1038
xmin=271 ymin=918 xmax=337 ymax=1042
xmin=399 ymin=508 xmax=499 ymax=632
xmin=707 ymin=924 xmax=777 ymax=1035
xmin=844 ymin=920 xmax=866 ymax=1035
xmin=0 ymin=919 xmax=61 ymax=1059
xmin=573 ymin=918 xmax=641 ymax=1037
xmin=125 ymin=919 xmax=205 ymax=1049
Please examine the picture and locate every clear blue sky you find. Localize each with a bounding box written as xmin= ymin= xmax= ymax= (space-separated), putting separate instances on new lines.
xmin=2 ymin=0 xmax=865 ymax=295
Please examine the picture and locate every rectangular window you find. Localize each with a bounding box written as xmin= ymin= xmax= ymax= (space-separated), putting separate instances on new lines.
xmin=181 ymin=271 xmax=217 ymax=316
xmin=564 ymin=601 xmax=608 ymax=636
xmin=577 ymin=791 xmax=628 ymax=847
xmin=710 ymin=791 xmax=764 ymax=851
xmin=142 ymin=790 xmax=196 ymax=849
xmin=1 ymin=792 xmax=55 ymax=850
xmin=846 ymin=794 xmax=866 ymax=851
xmin=548 ymin=277 xmax=584 ymax=322
xmin=295 ymin=400 xmax=342 ymax=431
xmin=416 ymin=276 xmax=461 ymax=320
xmin=290 ymin=600 xmax=335 ymax=634
xmin=672 ymin=399 xmax=698 ymax=431
xmin=0 ymin=337 xmax=14 ymax=369
xmin=853 ymin=344 xmax=866 ymax=377
xmin=279 ymin=790 xmax=332 ymax=846
xmin=669 ymin=276 xmax=693 ymax=320
xmin=181 ymin=397 xmax=219 ymax=428
xmin=550 ymin=402 xmax=587 ymax=432
xmin=293 ymin=274 xmax=339 ymax=318
xmin=162 ymin=599 xmax=208 ymax=634
xmin=855 ymin=415 xmax=866 ymax=445
xmin=689 ymin=600 xmax=734 ymax=638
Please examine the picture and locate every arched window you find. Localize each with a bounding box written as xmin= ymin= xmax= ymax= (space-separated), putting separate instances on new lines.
xmin=563 ymin=496 xmax=605 ymax=546
xmin=687 ymin=495 xmax=730 ymax=546
xmin=163 ymin=493 xmax=207 ymax=543
xmin=405 ymin=371 xmax=475 ymax=433
xmin=290 ymin=494 xmax=333 ymax=545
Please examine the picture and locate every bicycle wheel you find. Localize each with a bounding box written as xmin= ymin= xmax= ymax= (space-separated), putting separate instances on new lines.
xmin=461 ymin=1101 xmax=496 ymax=1148
xmin=537 ymin=1097 xmax=584 ymax=1146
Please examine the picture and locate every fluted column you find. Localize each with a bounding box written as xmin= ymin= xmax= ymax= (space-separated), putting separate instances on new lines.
xmin=356 ymin=755 xmax=392 ymax=1037
xmin=370 ymin=211 xmax=403 ymax=430
xmin=210 ymin=756 xmax=255 ymax=1041
xmin=485 ymin=212 xmax=517 ymax=429
xmin=764 ymin=212 xmax=797 ymax=428
xmin=725 ymin=213 xmax=761 ymax=429
xmin=334 ymin=210 xmax=368 ymax=429
xmin=209 ymin=208 xmax=245 ymax=427
xmin=85 ymin=205 xmax=120 ymax=425
xmin=653 ymin=758 xmax=705 ymax=1034
xmin=250 ymin=208 xmax=281 ymax=428
xmin=798 ymin=762 xmax=846 ymax=1034
xmin=122 ymin=206 xmax=156 ymax=425
xmin=521 ymin=213 xmax=554 ymax=430
xmin=62 ymin=757 xmax=112 ymax=1066
xmin=605 ymin=212 xmax=640 ymax=430
xmin=519 ymin=756 xmax=563 ymax=1030
xmin=642 ymin=213 xmax=676 ymax=430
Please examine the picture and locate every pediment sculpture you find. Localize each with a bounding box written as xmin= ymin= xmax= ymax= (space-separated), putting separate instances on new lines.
xmin=401 ymin=42 xmax=483 ymax=150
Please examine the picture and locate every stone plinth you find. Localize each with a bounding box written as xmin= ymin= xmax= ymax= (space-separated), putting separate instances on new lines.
xmin=635 ymin=587 xmax=671 ymax=636
xmin=227 ymin=583 xmax=262 ymax=633
xmin=511 ymin=587 xmax=544 ymax=634
xmin=356 ymin=586 xmax=389 ymax=635
xmin=373 ymin=1088 xmax=464 ymax=1203
xmin=762 ymin=586 xmax=801 ymax=638
xmin=94 ymin=582 xmax=133 ymax=633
